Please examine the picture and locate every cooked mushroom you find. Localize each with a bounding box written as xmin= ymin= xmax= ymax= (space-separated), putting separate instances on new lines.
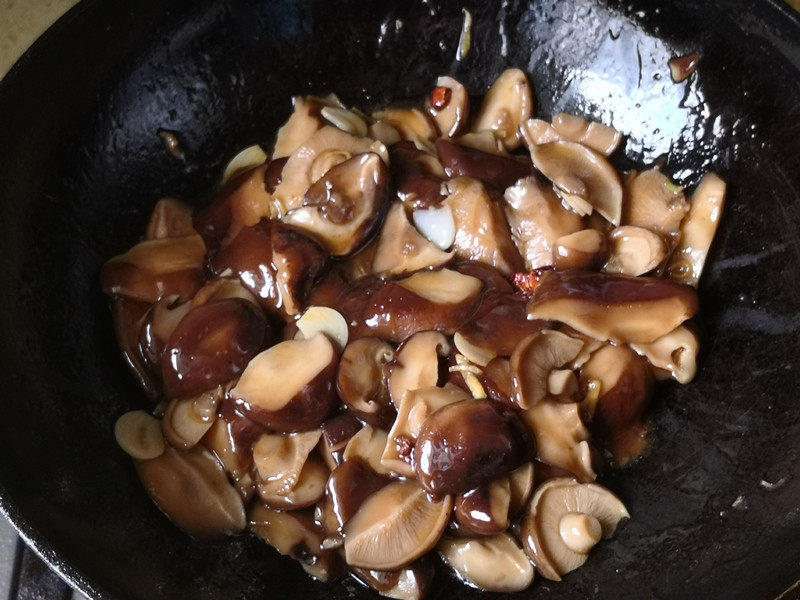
xmin=190 ymin=277 xmax=258 ymax=308
xmin=472 ymin=68 xmax=533 ymax=150
xmin=101 ymin=234 xmax=206 ymax=303
xmin=252 ymin=429 xmax=321 ymax=497
xmin=413 ymin=398 xmax=533 ymax=496
xmin=382 ymin=386 xmax=469 ymax=477
xmin=272 ymin=95 xmax=343 ymax=159
xmin=368 ymin=119 xmax=403 ymax=146
xmin=479 ymin=357 xmax=514 ymax=406
xmin=272 ymin=126 xmax=387 ymax=214
xmin=550 ymin=113 xmax=623 ymax=156
xmin=249 ymin=502 xmax=342 ymax=581
xmin=222 ymin=144 xmax=269 ymax=184
xmin=343 ymin=480 xmax=453 ymax=570
xmin=145 ymin=198 xmax=196 ymax=240
xmin=527 ymin=270 xmax=699 ymax=344
xmin=521 ymin=478 xmax=628 ymax=581
xmin=342 ymin=425 xmax=394 ymax=475
xmin=320 ymin=106 xmax=369 ymax=137
xmin=295 ymin=306 xmax=349 ymax=350
xmin=631 ymin=325 xmax=699 ymax=384
xmin=351 ymin=559 xmax=435 ymax=600
xmin=210 ymin=220 xmax=327 ymax=318
xmin=508 ymin=462 xmax=536 ymax=517
xmin=337 ymin=338 xmax=396 ymax=428
xmin=371 ymin=202 xmax=453 ymax=276
xmin=442 ymin=178 xmax=524 ymax=276
xmin=553 ymin=229 xmax=608 ymax=271
xmin=387 ymin=331 xmax=451 ymax=408
xmin=112 ymin=299 xmax=160 ymax=397
xmin=436 ymin=139 xmax=533 ymax=190
xmin=521 ymin=402 xmax=595 ymax=481
xmin=503 ymin=177 xmax=584 ymax=270
xmin=604 ymin=226 xmax=668 ymax=276
xmin=230 ymin=333 xmax=338 ymax=431
xmin=426 ymin=76 xmax=469 ymax=138
xmin=325 ymin=456 xmax=394 ymax=531
xmin=665 ymin=172 xmax=726 ymax=287
xmin=389 ymin=141 xmax=446 ymax=210
xmin=530 ymin=141 xmax=623 ymax=226
xmin=284 ymin=153 xmax=390 ymax=256
xmin=457 ymin=130 xmax=507 ymax=154
xmin=439 ymin=533 xmax=534 ymax=592
xmin=136 ymin=445 xmax=246 ymax=536
xmin=160 ymin=298 xmax=267 ymax=399
xmin=257 ymin=454 xmax=329 ymax=510
xmin=580 ymin=344 xmax=652 ymax=465
xmin=453 ymin=331 xmax=495 ymax=367
xmin=622 ymin=169 xmax=689 ymax=238
xmin=319 ymin=411 xmax=363 ymax=470
xmin=454 ymin=477 xmax=511 ymax=536
xmin=115 ymin=410 xmax=165 ymax=460
xmin=510 ymin=331 xmax=584 ymax=408
xmin=162 ymin=385 xmax=224 ymax=449
xmin=372 ymin=108 xmax=438 ymax=143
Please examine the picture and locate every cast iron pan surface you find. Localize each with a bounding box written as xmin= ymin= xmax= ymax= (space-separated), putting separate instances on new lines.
xmin=0 ymin=0 xmax=798 ymax=598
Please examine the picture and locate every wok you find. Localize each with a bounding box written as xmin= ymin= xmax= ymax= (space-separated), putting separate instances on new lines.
xmin=0 ymin=0 xmax=798 ymax=598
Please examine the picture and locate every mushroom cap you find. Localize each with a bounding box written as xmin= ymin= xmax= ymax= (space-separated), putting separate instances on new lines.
xmin=272 ymin=95 xmax=343 ymax=159
xmin=622 ymin=169 xmax=689 ymax=237
xmin=146 ymin=198 xmax=196 ymax=240
xmin=439 ymin=533 xmax=535 ymax=592
xmin=296 ymin=306 xmax=349 ymax=351
xmin=372 ymin=108 xmax=438 ymax=142
xmin=631 ymin=324 xmax=698 ymax=384
xmin=351 ymin=558 xmax=435 ymax=600
xmin=252 ymin=429 xmax=322 ymax=497
xmin=510 ymin=330 xmax=584 ymax=408
xmin=530 ymin=141 xmax=623 ymax=226
xmin=336 ymin=337 xmax=396 ymax=428
xmin=387 ymin=331 xmax=451 ymax=409
xmin=473 ymin=68 xmax=534 ymax=150
xmin=115 ymin=410 xmax=165 ymax=460
xmin=522 ymin=478 xmax=628 ymax=580
xmin=436 ymin=139 xmax=534 ymax=191
xmin=604 ymin=225 xmax=668 ymax=276
xmin=551 ymin=113 xmax=623 ymax=156
xmin=343 ymin=480 xmax=453 ymax=570
xmin=454 ymin=477 xmax=512 ymax=536
xmin=522 ymin=402 xmax=595 ymax=482
xmin=553 ymin=228 xmax=608 ymax=271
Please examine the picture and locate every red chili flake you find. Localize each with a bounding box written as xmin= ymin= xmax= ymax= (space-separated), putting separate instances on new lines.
xmin=513 ymin=267 xmax=553 ymax=296
xmin=430 ymin=86 xmax=452 ymax=111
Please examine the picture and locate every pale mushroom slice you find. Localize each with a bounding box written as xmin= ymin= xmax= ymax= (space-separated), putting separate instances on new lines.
xmin=553 ymin=229 xmax=608 ymax=271
xmin=522 ymin=403 xmax=595 ymax=481
xmin=604 ymin=225 xmax=668 ymax=276
xmin=252 ymin=429 xmax=322 ymax=497
xmin=381 ymin=386 xmax=469 ymax=477
xmin=272 ymin=125 xmax=387 ymax=214
xmin=503 ymin=177 xmax=584 ymax=270
xmin=508 ymin=462 xmax=536 ymax=517
xmin=623 ymin=169 xmax=689 ymax=237
xmin=527 ymin=270 xmax=698 ymax=344
xmin=296 ymin=306 xmax=349 ymax=350
xmin=510 ymin=331 xmax=584 ymax=408
xmin=352 ymin=560 xmax=434 ymax=600
xmin=343 ymin=425 xmax=393 ymax=476
xmin=145 ymin=198 xmax=195 ymax=240
xmin=521 ymin=478 xmax=628 ymax=581
xmin=336 ymin=337 xmax=396 ymax=428
xmin=372 ymin=202 xmax=453 ymax=277
xmin=257 ymin=454 xmax=329 ymax=510
xmin=115 ymin=410 xmax=165 ymax=460
xmin=551 ymin=113 xmax=623 ymax=156
xmin=473 ymin=68 xmax=534 ymax=150
xmin=320 ymin=105 xmax=369 ymax=137
xmin=343 ymin=480 xmax=453 ymax=570
xmin=272 ymin=95 xmax=344 ymax=159
xmin=439 ymin=533 xmax=535 ymax=592
xmin=372 ymin=108 xmax=438 ymax=142
xmin=453 ymin=331 xmax=495 ymax=367
xmin=387 ymin=331 xmax=452 ymax=409
xmin=426 ymin=76 xmax=469 ymax=138
xmin=530 ymin=141 xmax=623 ymax=226
xmin=520 ymin=119 xmax=561 ymax=147
xmin=222 ymin=144 xmax=269 ymax=184
xmin=443 ymin=177 xmax=524 ymax=277
xmin=283 ymin=152 xmax=389 ymax=256
xmin=665 ymin=172 xmax=726 ymax=287
xmin=162 ymin=386 xmax=224 ymax=450
xmin=631 ymin=325 xmax=699 ymax=384
xmin=136 ymin=445 xmax=246 ymax=536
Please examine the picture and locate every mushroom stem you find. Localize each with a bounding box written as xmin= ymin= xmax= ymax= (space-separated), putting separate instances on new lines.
xmin=559 ymin=512 xmax=602 ymax=553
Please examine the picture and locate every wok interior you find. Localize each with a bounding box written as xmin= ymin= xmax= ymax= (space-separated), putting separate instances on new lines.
xmin=0 ymin=0 xmax=798 ymax=599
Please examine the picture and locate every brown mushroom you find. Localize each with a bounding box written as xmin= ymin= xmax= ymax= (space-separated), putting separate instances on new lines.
xmin=115 ymin=410 xmax=165 ymax=460
xmin=508 ymin=462 xmax=536 ymax=517
xmin=530 ymin=141 xmax=623 ymax=226
xmin=521 ymin=402 xmax=595 ymax=481
xmin=665 ymin=172 xmax=726 ymax=287
xmin=454 ymin=478 xmax=512 ymax=536
xmin=472 ymin=68 xmax=533 ymax=150
xmin=272 ymin=95 xmax=343 ymax=159
xmin=273 ymin=125 xmax=387 ymax=214
xmin=101 ymin=234 xmax=206 ymax=303
xmin=413 ymin=398 xmax=533 ymax=496
xmin=136 ymin=445 xmax=246 ymax=536
xmin=521 ymin=478 xmax=628 ymax=581
xmin=631 ymin=325 xmax=699 ymax=384
xmin=387 ymin=331 xmax=451 ymax=409
xmin=426 ymin=76 xmax=469 ymax=138
xmin=160 ymin=298 xmax=268 ymax=399
xmin=604 ymin=226 xmax=668 ymax=276
xmin=371 ymin=202 xmax=453 ymax=277
xmin=337 ymin=338 xmax=396 ymax=428
xmin=527 ymin=270 xmax=699 ymax=344
xmin=210 ymin=219 xmax=327 ymax=318
xmin=341 ymin=425 xmax=394 ymax=476
xmin=190 ymin=278 xmax=259 ymax=308
xmin=351 ymin=559 xmax=435 ymax=600
xmin=145 ymin=198 xmax=196 ymax=240
xmin=442 ymin=178 xmax=524 ymax=276
xmin=231 ymin=333 xmax=338 ymax=431
xmin=510 ymin=331 xmax=584 ymax=408
xmin=388 ymin=141 xmax=446 ymax=210
xmin=343 ymin=480 xmax=453 ymax=570
xmin=553 ymin=229 xmax=608 ymax=271
xmin=249 ymin=502 xmax=342 ymax=581
xmin=112 ymin=299 xmax=160 ymax=398
xmin=252 ymin=429 xmax=321 ymax=497
xmin=479 ymin=357 xmax=514 ymax=406
xmin=162 ymin=385 xmax=224 ymax=449
xmin=319 ymin=411 xmax=363 ymax=470
xmin=257 ymin=454 xmax=329 ymax=510
xmin=283 ymin=153 xmax=390 ymax=256
xmin=550 ymin=113 xmax=623 ymax=156
xmin=326 ymin=455 xmax=394 ymax=530
xmin=503 ymin=177 xmax=584 ymax=270
xmin=372 ymin=108 xmax=438 ymax=142
xmin=622 ymin=169 xmax=689 ymax=238
xmin=436 ymin=138 xmax=534 ymax=190
xmin=382 ymin=385 xmax=469 ymax=477
xmin=439 ymin=533 xmax=535 ymax=592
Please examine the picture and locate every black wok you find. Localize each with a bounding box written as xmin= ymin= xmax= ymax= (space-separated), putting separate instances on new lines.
xmin=0 ymin=0 xmax=798 ymax=598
